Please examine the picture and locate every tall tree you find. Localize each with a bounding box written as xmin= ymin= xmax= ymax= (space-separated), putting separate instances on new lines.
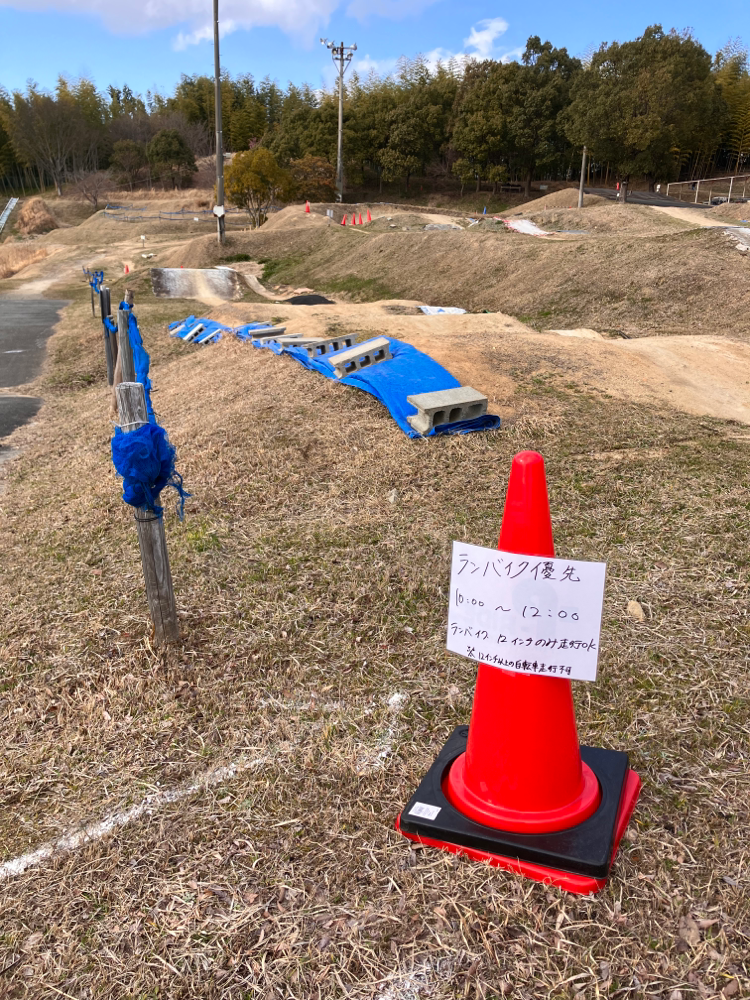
xmin=453 ymin=39 xmax=580 ymax=197
xmin=224 ymin=146 xmax=290 ymax=226
xmin=565 ymin=26 xmax=724 ymax=188
xmin=146 ymin=128 xmax=197 ymax=189
xmin=715 ymin=42 xmax=750 ymax=173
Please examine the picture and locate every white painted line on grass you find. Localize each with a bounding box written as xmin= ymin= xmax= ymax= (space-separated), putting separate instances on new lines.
xmin=0 ymin=755 xmax=268 ymax=883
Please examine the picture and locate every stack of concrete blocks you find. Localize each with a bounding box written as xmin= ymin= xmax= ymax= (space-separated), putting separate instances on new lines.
xmin=330 ymin=337 xmax=392 ymax=379
xmin=406 ymin=386 xmax=488 ymax=435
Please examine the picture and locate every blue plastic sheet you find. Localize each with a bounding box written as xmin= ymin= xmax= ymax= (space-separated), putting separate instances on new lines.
xmin=121 ymin=302 xmax=156 ymax=423
xmin=254 ymin=336 xmax=501 ymax=438
xmin=168 ymin=315 xmax=229 ymax=344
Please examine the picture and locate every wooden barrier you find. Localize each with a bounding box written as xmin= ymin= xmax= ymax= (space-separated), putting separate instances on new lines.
xmin=115 ymin=381 xmax=180 ymax=646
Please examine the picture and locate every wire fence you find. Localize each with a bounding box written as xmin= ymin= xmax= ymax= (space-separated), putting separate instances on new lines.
xmin=666 ymin=173 xmax=750 ymax=206
xmin=102 ymin=204 xmax=249 ymax=223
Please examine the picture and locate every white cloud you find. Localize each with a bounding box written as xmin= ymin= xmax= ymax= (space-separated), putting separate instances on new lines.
xmin=351 ymin=54 xmax=398 ymax=76
xmin=345 ymin=0 xmax=439 ymax=19
xmin=464 ymin=16 xmax=508 ymax=58
xmin=499 ymin=45 xmax=524 ymax=63
xmin=418 ymin=17 xmax=516 ymax=73
xmin=1 ymin=0 xmax=341 ymax=45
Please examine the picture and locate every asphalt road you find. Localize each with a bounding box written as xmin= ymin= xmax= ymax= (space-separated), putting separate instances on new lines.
xmin=0 ymin=297 xmax=67 ymax=441
xmin=584 ymin=186 xmax=713 ymax=210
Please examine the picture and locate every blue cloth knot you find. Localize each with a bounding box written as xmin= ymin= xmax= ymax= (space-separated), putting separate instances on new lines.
xmin=111 ymin=423 xmax=189 ymax=518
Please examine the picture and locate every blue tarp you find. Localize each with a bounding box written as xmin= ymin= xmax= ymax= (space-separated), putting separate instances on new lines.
xmin=252 ymin=335 xmax=501 ymax=438
xmin=169 ymin=317 xmax=280 ymax=345
xmin=168 ymin=315 xmax=229 ymax=344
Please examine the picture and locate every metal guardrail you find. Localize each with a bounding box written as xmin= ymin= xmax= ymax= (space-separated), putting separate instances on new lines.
xmin=666 ymin=173 xmax=750 ymax=205
xmin=0 ymin=197 xmax=19 ymax=233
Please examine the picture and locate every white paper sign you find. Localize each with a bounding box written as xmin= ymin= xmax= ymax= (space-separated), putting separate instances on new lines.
xmin=447 ymin=542 xmax=606 ymax=682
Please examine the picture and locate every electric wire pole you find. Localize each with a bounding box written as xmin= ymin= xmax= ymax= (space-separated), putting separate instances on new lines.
xmin=213 ymin=0 xmax=226 ymax=244
xmin=321 ymin=38 xmax=357 ymax=202
xmin=578 ymin=146 xmax=587 ymax=209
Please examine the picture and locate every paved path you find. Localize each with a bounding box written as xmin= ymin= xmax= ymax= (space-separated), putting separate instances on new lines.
xmin=0 ymin=297 xmax=67 ymax=440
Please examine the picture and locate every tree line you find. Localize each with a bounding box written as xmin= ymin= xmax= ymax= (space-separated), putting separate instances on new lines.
xmin=1 ymin=25 xmax=748 ymax=201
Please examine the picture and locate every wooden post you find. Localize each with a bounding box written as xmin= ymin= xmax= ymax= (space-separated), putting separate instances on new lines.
xmin=100 ymin=287 xmax=114 ymax=385
xmin=90 ymin=283 xmax=96 ymax=317
xmin=118 ymin=301 xmax=135 ymax=383
xmin=115 ymin=381 xmax=179 ymax=645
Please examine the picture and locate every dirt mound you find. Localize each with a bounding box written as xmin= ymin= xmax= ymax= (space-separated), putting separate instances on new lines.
xmin=522 ymin=203 xmax=691 ymax=236
xmin=0 ymin=241 xmax=48 ymax=279
xmin=506 ymin=190 xmax=607 ymax=214
xmin=261 ymin=205 xmax=331 ymax=232
xmin=365 ymin=212 xmax=446 ymax=231
xmin=17 ymin=198 xmax=58 ymax=235
xmin=707 ymin=201 xmax=750 ymax=222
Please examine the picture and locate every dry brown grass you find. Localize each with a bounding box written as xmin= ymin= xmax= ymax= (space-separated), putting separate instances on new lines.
xmin=0 ymin=282 xmax=749 ymax=998
xmin=0 ymin=240 xmax=48 ymax=278
xmin=17 ymin=197 xmax=58 ymax=236
xmin=150 ymin=212 xmax=750 ymax=338
xmin=506 ymin=191 xmax=608 ymax=213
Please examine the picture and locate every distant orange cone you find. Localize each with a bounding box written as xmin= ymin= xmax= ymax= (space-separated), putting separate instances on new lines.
xmin=124 ymin=265 xmax=129 ymax=274
xmin=359 ymin=213 xmax=363 ymax=225
xmin=351 ymin=213 xmax=357 ymax=225
xmin=305 ymin=201 xmax=310 ymax=214
xmin=367 ymin=209 xmax=372 ymax=222
xmin=341 ymin=214 xmax=347 ymax=226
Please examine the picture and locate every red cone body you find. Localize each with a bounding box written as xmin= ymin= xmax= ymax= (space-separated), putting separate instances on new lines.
xmin=446 ymin=451 xmax=601 ymax=833
xmin=305 ymin=201 xmax=310 ymax=213
xmin=351 ymin=213 xmax=357 ymax=225
xmin=341 ymin=214 xmax=347 ymax=226
xmin=359 ymin=213 xmax=363 ymax=224
xmin=367 ymin=209 xmax=372 ymax=222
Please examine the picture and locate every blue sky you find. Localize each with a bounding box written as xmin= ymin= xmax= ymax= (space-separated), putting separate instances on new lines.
xmin=0 ymin=0 xmax=744 ymax=98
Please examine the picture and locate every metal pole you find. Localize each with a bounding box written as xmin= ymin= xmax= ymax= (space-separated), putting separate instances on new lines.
xmin=577 ymin=146 xmax=587 ymax=209
xmin=694 ymin=180 xmax=700 ymax=204
xmin=337 ymin=45 xmax=344 ymax=202
xmin=727 ymin=176 xmax=734 ymax=204
xmin=213 ymin=0 xmax=225 ymax=245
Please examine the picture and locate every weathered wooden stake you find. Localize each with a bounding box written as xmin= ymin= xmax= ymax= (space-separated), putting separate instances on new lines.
xmin=117 ymin=302 xmax=135 ymax=383
xmin=100 ymin=286 xmax=114 ymax=385
xmin=90 ymin=283 xmax=96 ymax=317
xmin=115 ymin=381 xmax=179 ymax=645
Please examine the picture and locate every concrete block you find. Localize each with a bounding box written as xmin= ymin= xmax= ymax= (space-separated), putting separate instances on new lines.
xmin=300 ymin=334 xmax=356 ymax=359
xmin=275 ymin=335 xmax=324 ymax=345
xmin=254 ymin=326 xmax=289 ymax=343
xmin=406 ymin=386 xmax=488 ymax=434
xmin=183 ymin=323 xmax=205 ymax=343
xmin=330 ymin=336 xmax=392 ymax=378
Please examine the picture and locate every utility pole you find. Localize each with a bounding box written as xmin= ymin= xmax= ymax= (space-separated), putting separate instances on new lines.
xmin=321 ymin=38 xmax=357 ymax=202
xmin=213 ymin=0 xmax=226 ymax=244
xmin=578 ymin=146 xmax=587 ymax=209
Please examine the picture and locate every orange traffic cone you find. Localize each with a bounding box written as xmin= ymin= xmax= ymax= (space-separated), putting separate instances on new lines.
xmin=367 ymin=209 xmax=372 ymax=222
xmin=398 ymin=451 xmax=641 ymax=894
xmin=351 ymin=212 xmax=357 ymax=225
xmin=341 ymin=214 xmax=347 ymax=226
xmin=359 ymin=213 xmax=363 ymax=225
xmin=305 ymin=201 xmax=310 ymax=213
xmin=124 ymin=265 xmax=129 ymax=274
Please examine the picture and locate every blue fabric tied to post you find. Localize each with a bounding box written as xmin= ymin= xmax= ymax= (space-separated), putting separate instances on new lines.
xmin=111 ymin=423 xmax=188 ymax=518
xmin=121 ymin=302 xmax=156 ymax=423
xmin=83 ymin=267 xmax=104 ymax=292
xmin=111 ymin=307 xmax=190 ymax=518
xmin=267 ymin=337 xmax=502 ymax=438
